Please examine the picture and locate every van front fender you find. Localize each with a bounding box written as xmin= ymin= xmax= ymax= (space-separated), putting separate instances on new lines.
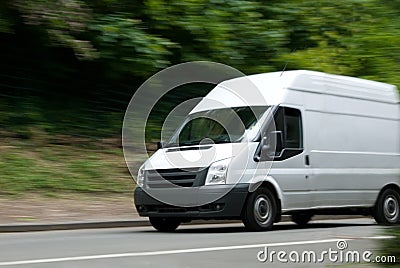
xmin=248 ymin=176 xmax=284 ymax=205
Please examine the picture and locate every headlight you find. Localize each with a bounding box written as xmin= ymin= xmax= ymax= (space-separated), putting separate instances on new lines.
xmin=136 ymin=165 xmax=145 ymax=187
xmin=205 ymin=158 xmax=231 ymax=185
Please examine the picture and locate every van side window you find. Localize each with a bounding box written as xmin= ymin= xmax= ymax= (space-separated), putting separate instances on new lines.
xmin=284 ymin=108 xmax=302 ymax=148
xmin=274 ymin=107 xmax=303 ymax=152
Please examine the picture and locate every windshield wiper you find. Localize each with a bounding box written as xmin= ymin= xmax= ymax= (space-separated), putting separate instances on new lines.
xmin=167 ymin=136 xmax=232 ymax=148
xmin=179 ymin=140 xmax=203 ymax=146
xmin=164 ymin=142 xmax=179 ymax=148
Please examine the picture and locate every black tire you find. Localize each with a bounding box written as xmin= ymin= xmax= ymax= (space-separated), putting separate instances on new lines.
xmin=374 ymin=188 xmax=400 ymax=225
xmin=291 ymin=213 xmax=313 ymax=226
xmin=242 ymin=188 xmax=277 ymax=231
xmin=149 ymin=217 xmax=181 ymax=232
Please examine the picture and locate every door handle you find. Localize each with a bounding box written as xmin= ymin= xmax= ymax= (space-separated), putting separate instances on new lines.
xmin=305 ymin=155 xmax=310 ymax=166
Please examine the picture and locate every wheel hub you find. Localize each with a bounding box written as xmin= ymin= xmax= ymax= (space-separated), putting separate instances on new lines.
xmin=384 ymin=195 xmax=399 ymax=221
xmin=254 ymin=196 xmax=271 ymax=224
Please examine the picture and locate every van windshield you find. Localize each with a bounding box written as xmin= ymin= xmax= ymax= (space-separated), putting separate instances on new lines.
xmin=166 ymin=106 xmax=269 ymax=147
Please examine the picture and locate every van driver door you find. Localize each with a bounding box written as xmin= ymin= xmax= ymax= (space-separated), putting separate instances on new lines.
xmin=266 ymin=106 xmax=311 ymax=210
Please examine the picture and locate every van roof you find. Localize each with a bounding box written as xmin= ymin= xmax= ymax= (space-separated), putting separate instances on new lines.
xmin=191 ymin=70 xmax=399 ymax=114
xmin=220 ymin=70 xmax=399 ymax=104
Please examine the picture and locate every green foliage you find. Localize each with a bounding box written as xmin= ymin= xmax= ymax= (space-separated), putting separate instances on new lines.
xmin=144 ymin=0 xmax=287 ymax=72
xmin=1 ymin=0 xmax=400 ymax=84
xmin=0 ymin=0 xmax=14 ymax=33
xmin=13 ymin=0 xmax=96 ymax=59
xmin=89 ymin=14 xmax=176 ymax=77
xmin=1 ymin=0 xmax=400 ymax=195
xmin=274 ymin=0 xmax=400 ymax=86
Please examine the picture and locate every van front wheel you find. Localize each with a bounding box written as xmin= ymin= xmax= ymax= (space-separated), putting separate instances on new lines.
xmin=149 ymin=217 xmax=181 ymax=232
xmin=374 ymin=188 xmax=400 ymax=225
xmin=242 ymin=188 xmax=277 ymax=231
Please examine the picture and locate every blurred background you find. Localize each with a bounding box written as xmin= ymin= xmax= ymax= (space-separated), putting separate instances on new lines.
xmin=0 ymin=0 xmax=399 ymax=225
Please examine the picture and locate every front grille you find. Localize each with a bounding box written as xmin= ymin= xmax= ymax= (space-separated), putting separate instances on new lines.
xmin=146 ymin=167 xmax=208 ymax=188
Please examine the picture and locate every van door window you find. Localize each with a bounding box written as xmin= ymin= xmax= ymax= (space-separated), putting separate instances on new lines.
xmin=284 ymin=108 xmax=302 ymax=149
xmin=272 ymin=106 xmax=303 ymax=158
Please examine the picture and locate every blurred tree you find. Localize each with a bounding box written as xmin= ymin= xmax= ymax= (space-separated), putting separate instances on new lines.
xmin=88 ymin=14 xmax=176 ymax=78
xmin=144 ymin=0 xmax=287 ymax=73
xmin=0 ymin=1 xmax=13 ymax=33
xmin=0 ymin=0 xmax=399 ymax=140
xmin=274 ymin=0 xmax=400 ymax=86
xmin=13 ymin=0 xmax=96 ymax=59
xmin=1 ymin=0 xmax=399 ymax=83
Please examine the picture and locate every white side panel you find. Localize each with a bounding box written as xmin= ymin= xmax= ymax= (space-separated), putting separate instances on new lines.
xmin=304 ymin=91 xmax=400 ymax=208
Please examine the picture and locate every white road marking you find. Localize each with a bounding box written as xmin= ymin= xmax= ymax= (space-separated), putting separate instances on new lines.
xmin=0 ymin=236 xmax=392 ymax=266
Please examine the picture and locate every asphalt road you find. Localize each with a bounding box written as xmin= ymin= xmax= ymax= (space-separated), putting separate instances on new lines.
xmin=0 ymin=218 xmax=395 ymax=267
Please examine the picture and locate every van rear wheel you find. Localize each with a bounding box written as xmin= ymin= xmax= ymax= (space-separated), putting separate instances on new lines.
xmin=374 ymin=188 xmax=400 ymax=225
xmin=149 ymin=217 xmax=181 ymax=232
xmin=242 ymin=188 xmax=277 ymax=231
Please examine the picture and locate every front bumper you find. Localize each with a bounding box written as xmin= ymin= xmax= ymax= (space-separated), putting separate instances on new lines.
xmin=134 ymin=184 xmax=250 ymax=219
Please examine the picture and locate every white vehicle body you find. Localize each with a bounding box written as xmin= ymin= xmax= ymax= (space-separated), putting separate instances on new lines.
xmin=134 ymin=70 xmax=400 ymax=231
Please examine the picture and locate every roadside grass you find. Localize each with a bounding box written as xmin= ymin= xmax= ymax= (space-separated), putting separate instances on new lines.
xmin=0 ymin=135 xmax=138 ymax=197
xmin=378 ymin=226 xmax=400 ymax=267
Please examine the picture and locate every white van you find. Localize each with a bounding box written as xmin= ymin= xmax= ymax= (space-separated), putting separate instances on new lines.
xmin=134 ymin=70 xmax=400 ymax=231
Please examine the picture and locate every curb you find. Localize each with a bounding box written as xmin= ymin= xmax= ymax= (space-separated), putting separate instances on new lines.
xmin=0 ymin=219 xmax=247 ymax=233
xmin=0 ymin=215 xmax=367 ymax=233
xmin=0 ymin=220 xmax=151 ymax=233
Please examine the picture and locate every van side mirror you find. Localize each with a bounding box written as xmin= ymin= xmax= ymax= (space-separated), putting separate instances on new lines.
xmin=269 ymin=130 xmax=284 ymax=155
xmin=259 ymin=142 xmax=272 ymax=161
xmin=257 ymin=130 xmax=284 ymax=161
xmin=157 ymin=141 xmax=164 ymax=150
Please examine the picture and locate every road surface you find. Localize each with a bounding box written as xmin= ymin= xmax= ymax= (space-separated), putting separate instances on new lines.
xmin=0 ymin=218 xmax=395 ymax=267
